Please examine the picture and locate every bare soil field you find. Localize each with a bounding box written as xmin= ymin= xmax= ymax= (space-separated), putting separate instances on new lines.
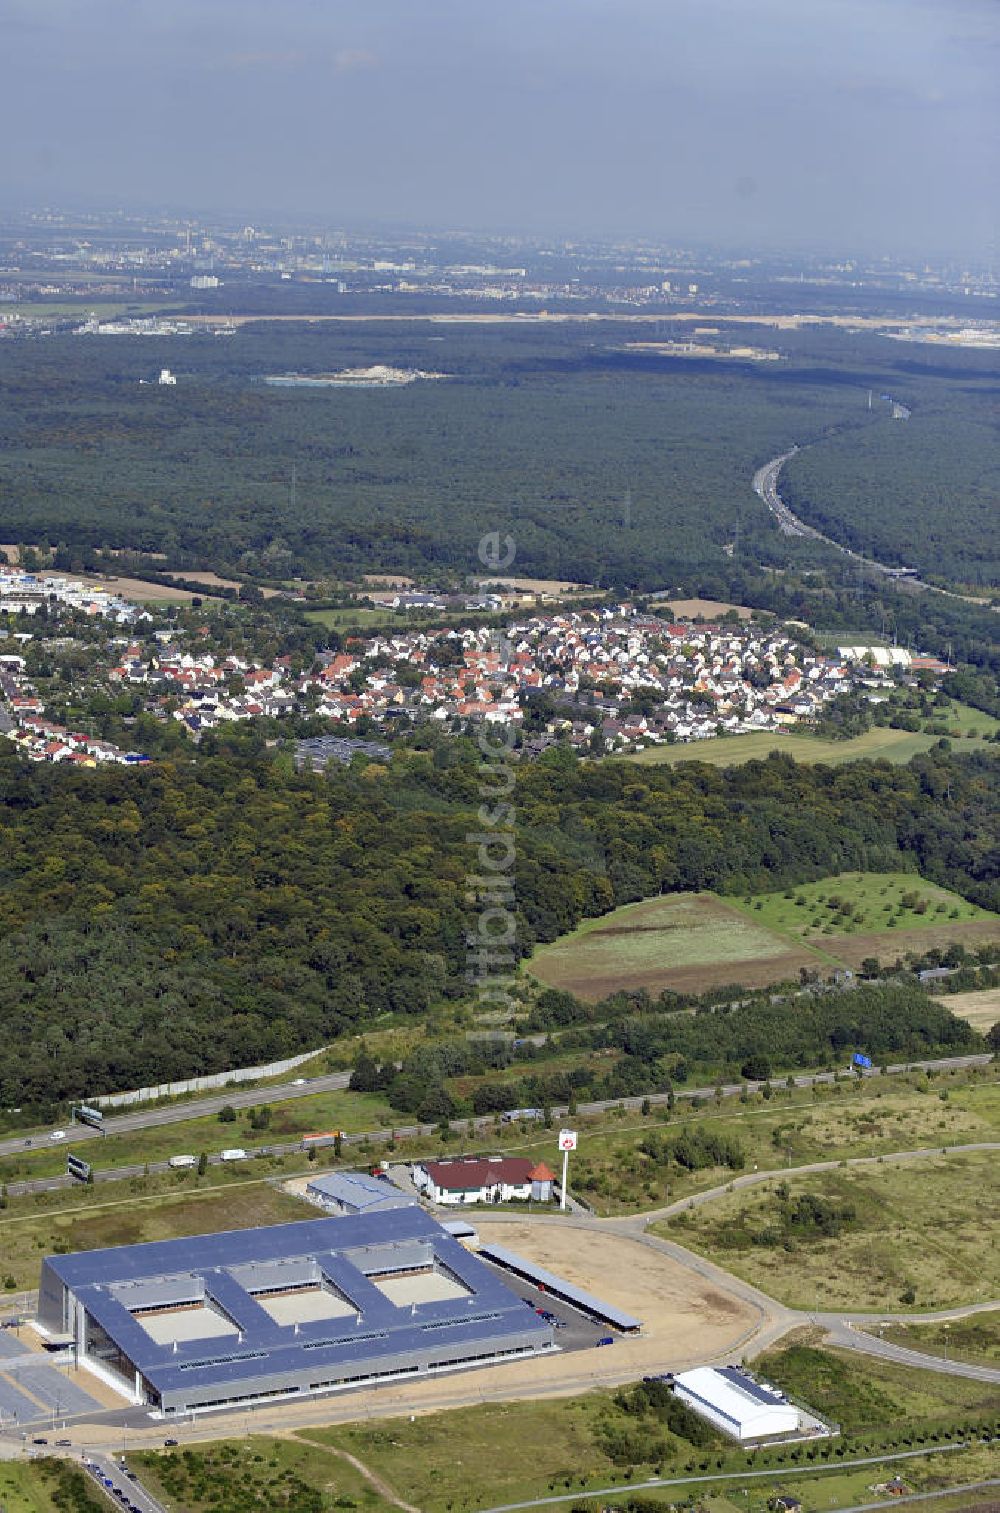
xmin=477 ymin=575 xmax=594 ymax=596
xmin=529 ymin=892 xmax=830 ymax=1000
xmin=162 ymin=569 xmax=283 ymax=598
xmin=943 ymin=987 xmax=1000 ymax=1032
xmin=77 ymin=572 xmax=201 ymax=602
xmin=652 ymin=597 xmax=755 ymax=620
xmin=831 ymin=919 xmax=1000 ymax=971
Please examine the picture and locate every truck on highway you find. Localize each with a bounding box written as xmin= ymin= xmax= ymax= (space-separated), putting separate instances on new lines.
xmin=219 ymin=1148 xmax=248 ymax=1162
xmin=168 ymin=1154 xmax=197 ymax=1169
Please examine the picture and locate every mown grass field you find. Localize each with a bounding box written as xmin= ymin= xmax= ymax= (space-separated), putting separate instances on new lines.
xmin=946 ymin=987 xmax=1000 ymax=1032
xmin=0 ymin=1460 xmax=107 ymax=1512
xmin=527 ymin=877 xmax=999 ymax=999
xmin=659 ymin=1148 xmax=999 ymax=1311
xmin=877 ymin=1311 xmax=1000 ymax=1368
xmin=570 ymin=1070 xmax=1000 ymax=1215
xmin=627 ymin=726 xmax=993 ymax=768
xmin=527 ymin=891 xmax=831 ymax=999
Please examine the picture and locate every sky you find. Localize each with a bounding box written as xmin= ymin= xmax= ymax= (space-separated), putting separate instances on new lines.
xmin=2 ymin=0 xmax=997 ymax=257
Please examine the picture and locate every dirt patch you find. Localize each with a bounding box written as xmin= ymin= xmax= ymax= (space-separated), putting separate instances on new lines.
xmin=478 ymin=575 xmax=594 ymax=597
xmin=162 ymin=570 xmax=284 ymax=598
xmin=830 ymin=920 xmax=1000 ymax=970
xmin=473 ymin=1218 xmax=759 ymax=1354
xmin=652 ymin=597 xmax=755 ymax=621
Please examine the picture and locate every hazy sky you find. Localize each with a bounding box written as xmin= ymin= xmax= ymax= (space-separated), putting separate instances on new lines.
xmin=2 ymin=0 xmax=997 ymax=256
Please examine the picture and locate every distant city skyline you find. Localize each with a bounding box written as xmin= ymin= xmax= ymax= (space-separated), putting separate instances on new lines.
xmin=1 ymin=0 xmax=996 ymax=259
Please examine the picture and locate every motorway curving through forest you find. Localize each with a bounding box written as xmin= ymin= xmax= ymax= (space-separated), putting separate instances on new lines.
xmin=751 ymin=446 xmax=973 ymax=602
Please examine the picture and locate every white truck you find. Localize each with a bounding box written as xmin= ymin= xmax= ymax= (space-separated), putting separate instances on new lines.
xmin=219 ymin=1148 xmax=248 ymax=1162
xmin=168 ymin=1154 xmax=197 ymax=1170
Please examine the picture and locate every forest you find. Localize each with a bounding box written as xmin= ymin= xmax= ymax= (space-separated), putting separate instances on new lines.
xmin=0 ymin=317 xmax=995 ymax=592
xmin=0 ymin=737 xmax=995 ymax=1109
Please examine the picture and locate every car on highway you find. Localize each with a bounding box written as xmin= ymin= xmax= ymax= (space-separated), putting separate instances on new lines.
xmin=292 ymin=1077 xmax=306 ymax=1085
xmin=50 ymin=1130 xmax=66 ymax=1140
xmin=164 ymin=1437 xmax=179 ymax=1445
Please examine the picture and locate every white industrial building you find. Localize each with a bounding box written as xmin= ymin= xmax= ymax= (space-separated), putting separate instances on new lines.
xmin=673 ymin=1366 xmax=799 ymax=1441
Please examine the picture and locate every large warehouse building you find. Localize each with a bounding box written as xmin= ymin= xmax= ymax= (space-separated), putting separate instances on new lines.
xmin=673 ymin=1366 xmax=799 ymax=1440
xmin=37 ymin=1209 xmax=553 ymax=1415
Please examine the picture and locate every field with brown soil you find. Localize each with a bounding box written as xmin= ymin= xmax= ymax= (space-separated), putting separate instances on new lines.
xmin=831 ymin=918 xmax=1000 ymax=970
xmin=528 ymin=892 xmax=831 ymax=1000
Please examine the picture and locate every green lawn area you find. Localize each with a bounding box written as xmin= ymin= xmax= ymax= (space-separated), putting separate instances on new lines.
xmin=627 ymin=727 xmax=993 ymax=768
xmin=732 ymin=870 xmax=994 ymax=943
xmin=658 ymin=1148 xmax=1000 ymax=1311
xmin=305 ymin=606 xmax=393 ymax=629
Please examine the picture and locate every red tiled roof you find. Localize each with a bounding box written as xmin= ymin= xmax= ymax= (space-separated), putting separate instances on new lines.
xmin=423 ymin=1157 xmax=534 ymax=1191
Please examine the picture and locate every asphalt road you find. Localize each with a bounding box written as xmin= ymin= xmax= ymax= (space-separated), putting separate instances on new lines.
xmin=4 ymin=1053 xmax=992 ymax=1198
xmin=84 ymin=1452 xmax=167 ymax=1513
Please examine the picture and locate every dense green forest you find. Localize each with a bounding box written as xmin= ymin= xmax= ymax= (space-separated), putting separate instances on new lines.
xmin=353 ymin=984 xmax=980 ymax=1122
xmin=0 ymin=319 xmax=995 ymax=590
xmin=0 ymin=739 xmax=995 ymax=1108
xmin=782 ymin=405 xmax=1000 ymax=587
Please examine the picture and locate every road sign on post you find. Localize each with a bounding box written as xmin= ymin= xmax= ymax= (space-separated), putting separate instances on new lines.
xmin=558 ymin=1129 xmax=577 ymax=1210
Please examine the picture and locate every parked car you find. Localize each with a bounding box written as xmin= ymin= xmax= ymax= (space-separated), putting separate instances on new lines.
xmin=595 ymin=1335 xmax=615 ymax=1347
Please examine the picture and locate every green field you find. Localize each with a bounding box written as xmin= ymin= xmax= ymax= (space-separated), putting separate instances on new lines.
xmin=0 ymin=1085 xmax=397 ymax=1185
xmin=0 ymin=1176 xmax=314 ymax=1289
xmin=527 ymin=877 xmax=999 ymax=1000
xmin=628 ymin=727 xmax=994 ymax=768
xmin=659 ymin=1148 xmax=1000 ymax=1311
xmin=135 ymin=1436 xmax=392 ymax=1513
xmin=734 ymin=870 xmax=993 ymax=942
xmin=0 ymin=1460 xmax=106 ymax=1512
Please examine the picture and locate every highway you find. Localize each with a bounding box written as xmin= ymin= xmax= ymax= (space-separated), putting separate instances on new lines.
xmin=3 ymin=1053 xmax=992 ymax=1198
xmin=751 ymin=445 xmax=973 ymax=602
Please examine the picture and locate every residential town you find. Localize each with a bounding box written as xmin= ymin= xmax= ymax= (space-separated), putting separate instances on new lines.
xmin=0 ymin=564 xmax=949 ymax=767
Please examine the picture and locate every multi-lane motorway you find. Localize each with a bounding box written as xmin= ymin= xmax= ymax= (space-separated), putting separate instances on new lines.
xmin=3 ymin=1053 xmax=992 ymax=1198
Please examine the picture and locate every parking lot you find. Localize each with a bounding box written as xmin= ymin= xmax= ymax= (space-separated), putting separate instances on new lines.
xmin=479 ymin=1259 xmax=617 ymax=1353
xmin=0 ymin=1336 xmax=106 ymax=1427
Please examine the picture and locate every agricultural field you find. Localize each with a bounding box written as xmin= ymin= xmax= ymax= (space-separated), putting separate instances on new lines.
xmin=658 ymin=1148 xmax=999 ymax=1311
xmin=569 ymin=1071 xmax=1000 ymax=1215
xmin=875 ymin=1311 xmax=1000 ymax=1368
xmin=528 ymin=879 xmax=999 ymax=1000
xmin=627 ymin=727 xmax=992 ymax=768
xmin=0 ymin=1176 xmax=314 ymax=1289
xmin=945 ymin=987 xmax=1000 ymax=1032
xmin=527 ymin=892 xmax=831 ymax=999
xmin=733 ymin=870 xmax=994 ymax=942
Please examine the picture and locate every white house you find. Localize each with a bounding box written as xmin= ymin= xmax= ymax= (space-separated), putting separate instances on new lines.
xmin=412 ymin=1156 xmax=555 ymax=1206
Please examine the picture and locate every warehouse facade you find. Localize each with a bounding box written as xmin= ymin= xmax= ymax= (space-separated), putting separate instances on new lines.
xmin=38 ymin=1210 xmax=553 ymax=1415
xmin=672 ymin=1366 xmax=799 ymax=1440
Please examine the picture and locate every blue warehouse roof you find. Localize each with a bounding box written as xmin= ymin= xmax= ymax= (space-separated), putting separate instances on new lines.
xmin=45 ymin=1209 xmax=549 ymax=1400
